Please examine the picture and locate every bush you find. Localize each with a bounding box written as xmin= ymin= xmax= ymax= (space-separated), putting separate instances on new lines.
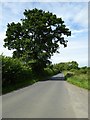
xmin=65 ymin=72 xmax=74 ymax=79
xmin=70 ymin=69 xmax=77 ymax=72
xmin=44 ymin=68 xmax=54 ymax=76
xmin=2 ymin=55 xmax=32 ymax=86
xmin=78 ymin=68 xmax=87 ymax=74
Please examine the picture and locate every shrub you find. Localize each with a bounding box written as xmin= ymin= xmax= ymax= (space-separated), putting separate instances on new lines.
xmin=70 ymin=69 xmax=77 ymax=72
xmin=2 ymin=55 xmax=32 ymax=86
xmin=65 ymin=72 xmax=74 ymax=79
xmin=78 ymin=68 xmax=87 ymax=74
xmin=44 ymin=68 xmax=54 ymax=76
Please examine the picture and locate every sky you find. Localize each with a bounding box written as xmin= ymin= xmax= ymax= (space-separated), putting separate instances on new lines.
xmin=0 ymin=1 xmax=88 ymax=67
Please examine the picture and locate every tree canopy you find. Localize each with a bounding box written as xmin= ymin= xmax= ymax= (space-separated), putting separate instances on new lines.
xmin=4 ymin=8 xmax=71 ymax=72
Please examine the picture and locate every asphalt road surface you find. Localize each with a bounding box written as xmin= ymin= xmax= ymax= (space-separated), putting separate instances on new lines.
xmin=2 ymin=73 xmax=88 ymax=118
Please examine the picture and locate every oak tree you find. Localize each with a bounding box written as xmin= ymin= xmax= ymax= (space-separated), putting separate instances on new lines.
xmin=4 ymin=8 xmax=71 ymax=73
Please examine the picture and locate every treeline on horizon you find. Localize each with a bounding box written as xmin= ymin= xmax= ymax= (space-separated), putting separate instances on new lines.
xmin=1 ymin=55 xmax=89 ymax=94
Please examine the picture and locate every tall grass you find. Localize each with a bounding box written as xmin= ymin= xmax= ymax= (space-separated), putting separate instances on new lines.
xmin=67 ymin=74 xmax=88 ymax=89
xmin=64 ymin=69 xmax=89 ymax=90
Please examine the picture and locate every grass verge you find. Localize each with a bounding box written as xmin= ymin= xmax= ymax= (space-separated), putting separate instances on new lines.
xmin=64 ymin=70 xmax=89 ymax=90
xmin=67 ymin=75 xmax=88 ymax=89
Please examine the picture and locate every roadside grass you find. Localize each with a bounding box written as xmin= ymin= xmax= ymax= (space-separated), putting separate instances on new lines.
xmin=64 ymin=70 xmax=89 ymax=90
xmin=67 ymin=74 xmax=88 ymax=89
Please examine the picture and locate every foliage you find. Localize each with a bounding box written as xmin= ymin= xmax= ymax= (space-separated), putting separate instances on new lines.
xmin=3 ymin=8 xmax=71 ymax=73
xmin=67 ymin=74 xmax=88 ymax=89
xmin=2 ymin=55 xmax=58 ymax=94
xmin=67 ymin=61 xmax=78 ymax=70
xmin=2 ymin=55 xmax=33 ymax=86
xmin=2 ymin=54 xmax=89 ymax=93
xmin=44 ymin=67 xmax=54 ymax=76
xmin=78 ymin=66 xmax=87 ymax=74
xmin=64 ymin=68 xmax=89 ymax=90
xmin=65 ymin=72 xmax=75 ymax=79
xmin=53 ymin=61 xmax=78 ymax=72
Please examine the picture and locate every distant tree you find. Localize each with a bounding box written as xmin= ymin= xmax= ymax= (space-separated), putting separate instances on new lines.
xmin=69 ymin=61 xmax=78 ymax=69
xmin=62 ymin=61 xmax=79 ymax=70
xmin=3 ymin=8 xmax=71 ymax=73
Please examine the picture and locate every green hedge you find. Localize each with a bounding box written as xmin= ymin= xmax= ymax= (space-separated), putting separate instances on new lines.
xmin=2 ymin=55 xmax=33 ymax=86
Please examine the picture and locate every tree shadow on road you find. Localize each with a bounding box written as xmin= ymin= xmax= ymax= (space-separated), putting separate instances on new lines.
xmin=40 ymin=76 xmax=66 ymax=81
xmin=49 ymin=76 xmax=65 ymax=81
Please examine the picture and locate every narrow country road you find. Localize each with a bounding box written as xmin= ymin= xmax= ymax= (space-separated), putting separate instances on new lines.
xmin=2 ymin=73 xmax=88 ymax=118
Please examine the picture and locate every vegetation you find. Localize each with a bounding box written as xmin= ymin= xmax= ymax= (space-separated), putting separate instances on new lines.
xmin=2 ymin=53 xmax=89 ymax=94
xmin=53 ymin=61 xmax=78 ymax=72
xmin=67 ymin=74 xmax=88 ymax=89
xmin=52 ymin=62 xmax=89 ymax=90
xmin=64 ymin=67 xmax=89 ymax=90
xmin=2 ymin=55 xmax=59 ymax=94
xmin=2 ymin=55 xmax=34 ymax=93
xmin=2 ymin=9 xmax=89 ymax=93
xmin=3 ymin=8 xmax=71 ymax=74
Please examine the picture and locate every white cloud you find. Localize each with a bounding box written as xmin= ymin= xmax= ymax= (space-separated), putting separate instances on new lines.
xmin=0 ymin=48 xmax=13 ymax=57
xmin=51 ymin=50 xmax=88 ymax=67
xmin=0 ymin=31 xmax=6 ymax=46
xmin=73 ymin=7 xmax=88 ymax=28
xmin=1 ymin=2 xmax=88 ymax=30
xmin=54 ymin=3 xmax=88 ymax=30
xmin=0 ymin=32 xmax=13 ymax=56
xmin=51 ymin=39 xmax=88 ymax=67
xmin=2 ymin=3 xmax=21 ymax=15
xmin=70 ymin=29 xmax=88 ymax=39
xmin=72 ymin=29 xmax=88 ymax=34
xmin=0 ymin=4 xmax=2 ymax=28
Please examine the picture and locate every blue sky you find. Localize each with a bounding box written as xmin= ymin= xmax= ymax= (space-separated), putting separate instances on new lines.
xmin=0 ymin=1 xmax=88 ymax=67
